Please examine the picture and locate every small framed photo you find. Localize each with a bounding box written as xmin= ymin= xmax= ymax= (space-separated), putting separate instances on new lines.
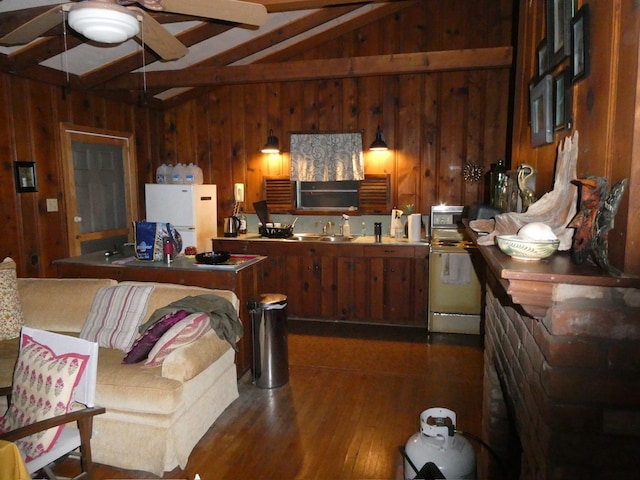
xmin=536 ymin=39 xmax=548 ymax=78
xmin=530 ymin=74 xmax=554 ymax=147
xmin=14 ymin=161 xmax=38 ymax=193
xmin=571 ymin=4 xmax=590 ymax=83
xmin=547 ymin=0 xmax=572 ymax=68
xmin=553 ymin=68 xmax=572 ymax=131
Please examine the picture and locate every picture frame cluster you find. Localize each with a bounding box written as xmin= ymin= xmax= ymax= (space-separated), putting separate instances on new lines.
xmin=530 ymin=1 xmax=590 ymax=147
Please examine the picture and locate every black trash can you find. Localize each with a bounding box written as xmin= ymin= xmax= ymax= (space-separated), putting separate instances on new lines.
xmin=247 ymin=293 xmax=289 ymax=388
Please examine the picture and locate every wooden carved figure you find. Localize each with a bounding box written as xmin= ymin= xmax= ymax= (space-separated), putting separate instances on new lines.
xmin=568 ymin=176 xmax=628 ymax=275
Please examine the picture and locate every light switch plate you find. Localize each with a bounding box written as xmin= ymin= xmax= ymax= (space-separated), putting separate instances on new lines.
xmin=46 ymin=198 xmax=59 ymax=212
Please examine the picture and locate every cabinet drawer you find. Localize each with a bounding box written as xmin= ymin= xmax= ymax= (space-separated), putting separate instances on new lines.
xmin=364 ymin=245 xmax=415 ymax=258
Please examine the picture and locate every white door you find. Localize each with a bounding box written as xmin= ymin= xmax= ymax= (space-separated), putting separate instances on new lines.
xmin=59 ymin=124 xmax=139 ymax=256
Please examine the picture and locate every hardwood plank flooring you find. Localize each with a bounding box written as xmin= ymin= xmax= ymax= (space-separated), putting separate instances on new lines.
xmin=54 ymin=328 xmax=483 ymax=480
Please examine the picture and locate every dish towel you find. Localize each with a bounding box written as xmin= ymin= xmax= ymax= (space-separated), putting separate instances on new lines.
xmin=440 ymin=253 xmax=472 ymax=285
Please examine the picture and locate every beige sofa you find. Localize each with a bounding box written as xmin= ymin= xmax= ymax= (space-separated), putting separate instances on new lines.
xmin=0 ymin=277 xmax=241 ymax=476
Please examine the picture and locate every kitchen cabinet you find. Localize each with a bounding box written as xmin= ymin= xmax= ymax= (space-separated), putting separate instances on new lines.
xmin=214 ymin=238 xmax=429 ymax=327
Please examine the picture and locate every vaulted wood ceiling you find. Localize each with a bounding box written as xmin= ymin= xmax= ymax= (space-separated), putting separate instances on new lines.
xmin=0 ymin=0 xmax=512 ymax=109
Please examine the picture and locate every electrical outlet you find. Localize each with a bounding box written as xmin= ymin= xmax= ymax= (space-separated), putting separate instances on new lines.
xmin=46 ymin=198 xmax=59 ymax=212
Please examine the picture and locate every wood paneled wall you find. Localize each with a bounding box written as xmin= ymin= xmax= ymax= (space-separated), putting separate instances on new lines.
xmin=160 ymin=0 xmax=514 ymax=219
xmin=0 ymin=75 xmax=163 ymax=277
xmin=510 ymin=0 xmax=640 ymax=274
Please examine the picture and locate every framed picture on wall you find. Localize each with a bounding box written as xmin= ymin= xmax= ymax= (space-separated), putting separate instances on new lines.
xmin=571 ymin=4 xmax=590 ymax=83
xmin=553 ymin=68 xmax=572 ymax=130
xmin=14 ymin=161 xmax=38 ymax=193
xmin=530 ymin=74 xmax=554 ymax=147
xmin=536 ymin=39 xmax=549 ymax=79
xmin=546 ymin=0 xmax=572 ymax=68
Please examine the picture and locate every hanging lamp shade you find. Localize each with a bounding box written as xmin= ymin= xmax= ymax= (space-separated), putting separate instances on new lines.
xmin=261 ymin=129 xmax=280 ymax=153
xmin=369 ymin=126 xmax=389 ymax=151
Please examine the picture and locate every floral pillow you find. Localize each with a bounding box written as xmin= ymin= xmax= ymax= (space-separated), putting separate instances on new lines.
xmin=0 ymin=257 xmax=24 ymax=341
xmin=0 ymin=333 xmax=90 ymax=461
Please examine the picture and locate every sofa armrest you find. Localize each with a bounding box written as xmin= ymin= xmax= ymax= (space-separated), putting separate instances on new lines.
xmin=161 ymin=330 xmax=233 ymax=382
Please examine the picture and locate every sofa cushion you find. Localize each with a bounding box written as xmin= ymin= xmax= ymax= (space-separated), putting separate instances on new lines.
xmin=122 ymin=310 xmax=190 ymax=364
xmin=0 ymin=258 xmax=24 ymax=340
xmin=145 ymin=312 xmax=211 ymax=367
xmin=17 ymin=278 xmax=117 ymax=333
xmin=0 ymin=332 xmax=90 ymax=461
xmin=96 ymin=347 xmax=184 ymax=415
xmin=80 ymin=284 xmax=154 ymax=352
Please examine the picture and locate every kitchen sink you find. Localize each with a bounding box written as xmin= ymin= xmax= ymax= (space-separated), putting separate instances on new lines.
xmin=286 ymin=233 xmax=354 ymax=242
xmin=317 ymin=235 xmax=354 ymax=242
xmin=288 ymin=233 xmax=323 ymax=241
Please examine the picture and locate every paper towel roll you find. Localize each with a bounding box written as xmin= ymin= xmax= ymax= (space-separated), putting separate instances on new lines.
xmin=408 ymin=213 xmax=422 ymax=242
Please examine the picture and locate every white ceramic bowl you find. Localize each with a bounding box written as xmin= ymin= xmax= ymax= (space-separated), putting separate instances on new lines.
xmin=496 ymin=234 xmax=560 ymax=261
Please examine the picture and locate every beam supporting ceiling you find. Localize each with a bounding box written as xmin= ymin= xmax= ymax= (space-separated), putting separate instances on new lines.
xmin=103 ymin=47 xmax=514 ymax=90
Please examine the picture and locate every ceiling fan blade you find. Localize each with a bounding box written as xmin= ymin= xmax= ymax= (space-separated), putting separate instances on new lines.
xmin=159 ymin=0 xmax=268 ymax=28
xmin=137 ymin=9 xmax=188 ymax=60
xmin=0 ymin=5 xmax=66 ymax=45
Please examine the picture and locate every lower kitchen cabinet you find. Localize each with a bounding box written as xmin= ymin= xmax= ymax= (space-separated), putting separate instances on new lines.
xmin=213 ymin=239 xmax=429 ymax=327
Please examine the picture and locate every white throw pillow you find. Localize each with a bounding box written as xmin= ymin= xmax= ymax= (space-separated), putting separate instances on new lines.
xmin=80 ymin=284 xmax=154 ymax=351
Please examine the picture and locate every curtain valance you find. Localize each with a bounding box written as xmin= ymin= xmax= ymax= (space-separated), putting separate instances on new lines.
xmin=290 ymin=132 xmax=364 ymax=182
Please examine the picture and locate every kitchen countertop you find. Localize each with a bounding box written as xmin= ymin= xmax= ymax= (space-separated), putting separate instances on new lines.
xmin=215 ymin=233 xmax=430 ymax=246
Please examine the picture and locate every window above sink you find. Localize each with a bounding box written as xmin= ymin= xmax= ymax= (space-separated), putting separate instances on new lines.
xmin=264 ymin=174 xmax=390 ymax=214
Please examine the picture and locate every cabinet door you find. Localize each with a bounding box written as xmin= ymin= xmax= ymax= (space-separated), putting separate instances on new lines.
xmin=336 ymin=256 xmax=368 ymax=320
xmin=299 ymin=245 xmax=335 ymax=319
xmin=383 ymin=257 xmax=413 ymax=323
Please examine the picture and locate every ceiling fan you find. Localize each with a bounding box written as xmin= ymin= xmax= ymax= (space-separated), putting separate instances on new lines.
xmin=0 ymin=0 xmax=268 ymax=60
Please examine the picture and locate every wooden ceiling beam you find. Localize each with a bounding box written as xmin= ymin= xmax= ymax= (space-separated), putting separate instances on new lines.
xmin=256 ymin=0 xmax=405 ymax=13
xmin=142 ymin=0 xmax=415 ymax=107
xmin=104 ymin=47 xmax=513 ymax=90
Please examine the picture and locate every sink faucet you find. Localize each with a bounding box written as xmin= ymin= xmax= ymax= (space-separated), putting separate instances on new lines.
xmin=322 ymin=221 xmax=334 ymax=236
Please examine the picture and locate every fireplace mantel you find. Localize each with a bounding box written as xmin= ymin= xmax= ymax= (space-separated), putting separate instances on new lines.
xmin=470 ymin=230 xmax=640 ymax=318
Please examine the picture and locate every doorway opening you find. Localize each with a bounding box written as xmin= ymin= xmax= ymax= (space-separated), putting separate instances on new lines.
xmin=59 ymin=123 xmax=139 ymax=257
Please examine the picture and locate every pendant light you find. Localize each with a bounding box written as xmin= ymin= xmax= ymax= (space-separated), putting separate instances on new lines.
xmin=261 ymin=129 xmax=280 ymax=154
xmin=369 ymin=125 xmax=389 ymax=151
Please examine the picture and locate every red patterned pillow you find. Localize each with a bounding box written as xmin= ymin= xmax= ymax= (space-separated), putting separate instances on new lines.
xmin=144 ymin=313 xmax=211 ymax=367
xmin=0 ymin=333 xmax=90 ymax=461
xmin=122 ymin=310 xmax=190 ymax=364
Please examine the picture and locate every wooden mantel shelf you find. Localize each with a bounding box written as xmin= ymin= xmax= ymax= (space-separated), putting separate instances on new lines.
xmin=471 ymin=231 xmax=640 ymax=319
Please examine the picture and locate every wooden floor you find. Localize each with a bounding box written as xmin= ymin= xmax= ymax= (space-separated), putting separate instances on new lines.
xmin=55 ymin=325 xmax=484 ymax=480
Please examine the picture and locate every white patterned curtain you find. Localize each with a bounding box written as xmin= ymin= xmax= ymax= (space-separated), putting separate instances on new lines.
xmin=290 ymin=132 xmax=364 ymax=181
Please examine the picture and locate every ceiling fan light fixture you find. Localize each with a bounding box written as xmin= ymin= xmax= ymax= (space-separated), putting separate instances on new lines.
xmin=68 ymin=4 xmax=140 ymax=44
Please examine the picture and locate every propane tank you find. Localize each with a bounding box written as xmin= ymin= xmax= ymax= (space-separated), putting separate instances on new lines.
xmin=403 ymin=407 xmax=476 ymax=480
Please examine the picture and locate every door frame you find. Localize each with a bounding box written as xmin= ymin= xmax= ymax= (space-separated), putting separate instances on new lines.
xmin=59 ymin=123 xmax=139 ymax=257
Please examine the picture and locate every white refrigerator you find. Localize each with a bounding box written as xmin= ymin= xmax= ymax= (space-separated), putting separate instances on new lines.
xmin=145 ymin=184 xmax=217 ymax=253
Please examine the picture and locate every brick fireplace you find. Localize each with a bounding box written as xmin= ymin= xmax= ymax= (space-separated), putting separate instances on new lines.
xmin=477 ymin=250 xmax=640 ymax=479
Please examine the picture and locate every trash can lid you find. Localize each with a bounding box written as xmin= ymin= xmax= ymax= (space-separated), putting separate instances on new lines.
xmin=247 ymin=293 xmax=287 ymax=310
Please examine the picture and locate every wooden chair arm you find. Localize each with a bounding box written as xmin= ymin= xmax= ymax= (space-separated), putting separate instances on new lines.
xmin=0 ymin=406 xmax=106 ymax=443
xmin=0 ymin=385 xmax=11 ymax=397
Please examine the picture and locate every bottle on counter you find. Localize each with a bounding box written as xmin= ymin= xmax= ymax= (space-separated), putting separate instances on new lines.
xmin=341 ymin=214 xmax=351 ymax=237
xmin=237 ymin=208 xmax=247 ymax=234
xmin=374 ymin=222 xmax=382 ymax=243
